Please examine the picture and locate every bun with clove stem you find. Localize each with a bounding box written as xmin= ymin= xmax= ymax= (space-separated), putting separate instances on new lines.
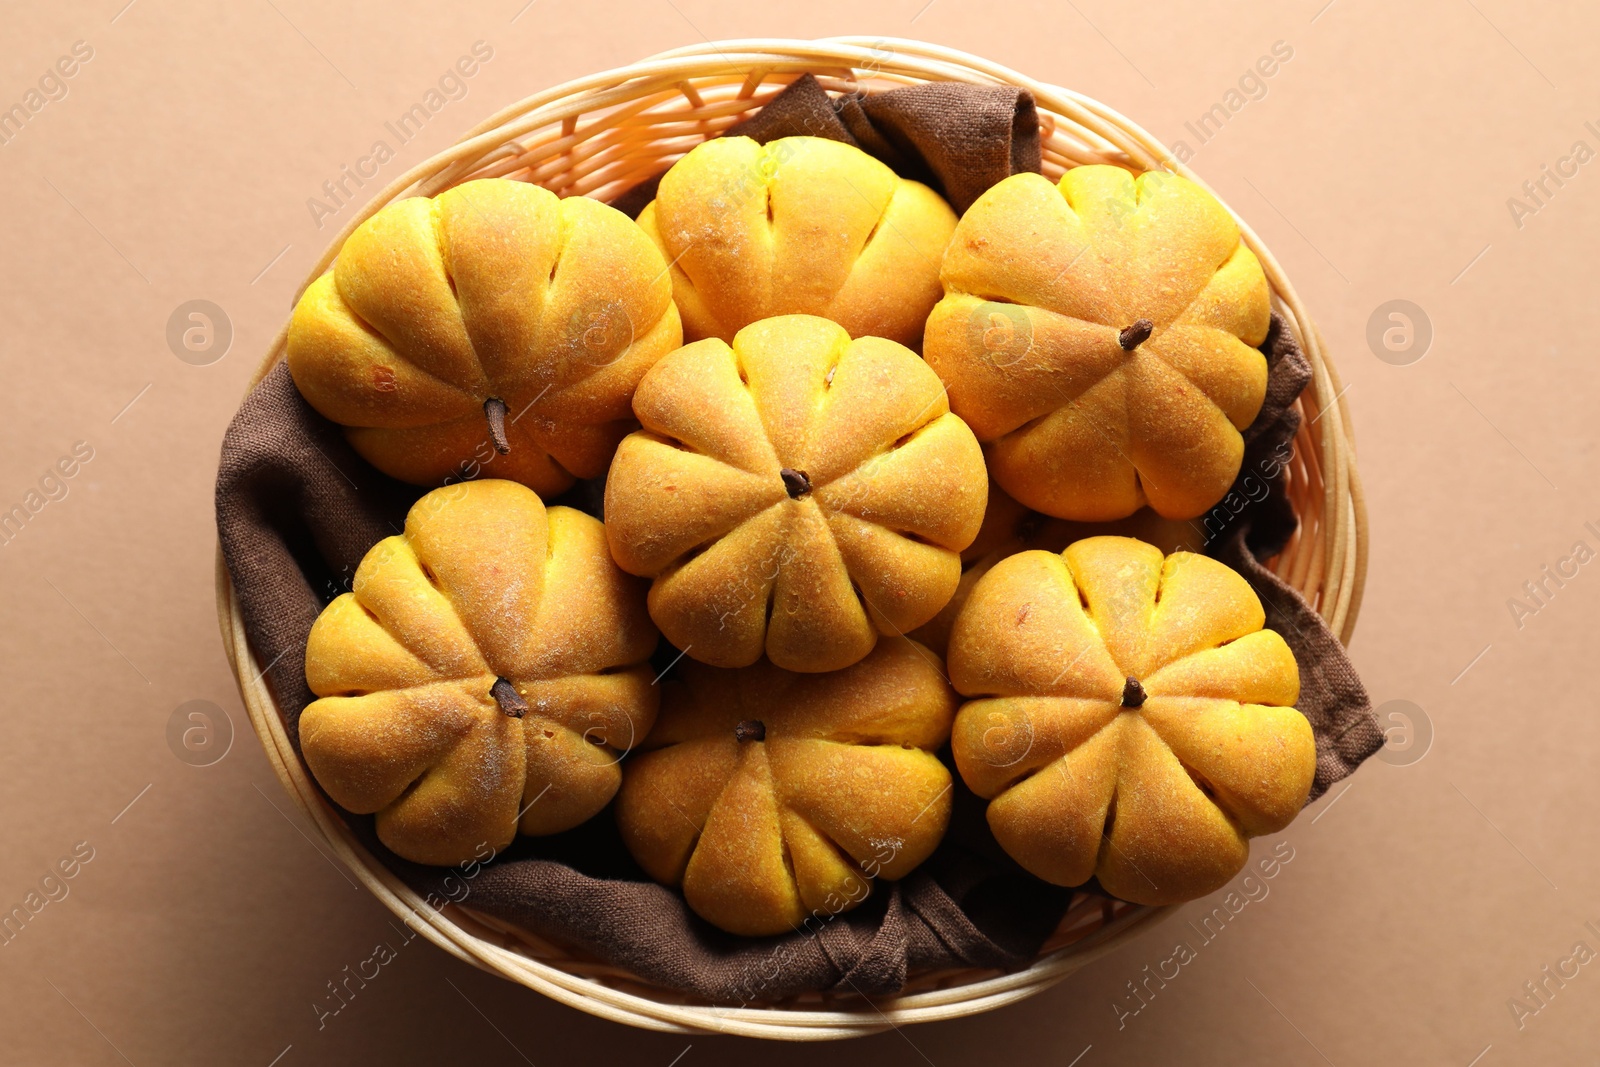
xmin=298 ymin=479 xmax=659 ymax=866
xmin=947 ymin=535 xmax=1314 ymax=904
xmin=924 ymin=166 xmax=1272 ymax=522
xmin=286 ymin=178 xmax=681 ymax=493
xmin=616 ymin=638 xmax=956 ymax=936
xmin=604 ymin=314 xmax=988 ymax=673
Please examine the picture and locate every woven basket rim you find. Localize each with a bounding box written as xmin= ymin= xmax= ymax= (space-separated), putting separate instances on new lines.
xmin=216 ymin=35 xmax=1367 ymax=1039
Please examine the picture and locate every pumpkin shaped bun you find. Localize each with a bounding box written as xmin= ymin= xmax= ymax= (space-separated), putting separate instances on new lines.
xmin=616 ymin=638 xmax=956 ymax=936
xmin=287 ymin=178 xmax=682 ymax=493
xmin=948 ymin=536 xmax=1314 ymax=905
xmin=636 ymin=136 xmax=957 ymax=349
xmin=604 ymin=314 xmax=988 ymax=673
xmin=299 ymin=479 xmax=659 ymax=866
xmin=923 ymin=166 xmax=1271 ymax=522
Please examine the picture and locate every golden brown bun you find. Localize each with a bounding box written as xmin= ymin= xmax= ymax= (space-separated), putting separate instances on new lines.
xmin=947 ymin=536 xmax=1314 ymax=905
xmin=299 ymin=479 xmax=659 ymax=866
xmin=604 ymin=314 xmax=988 ymax=673
xmin=923 ymin=166 xmax=1271 ymax=522
xmin=615 ymin=638 xmax=955 ymax=936
xmin=636 ymin=136 xmax=957 ymax=349
xmin=910 ymin=483 xmax=1208 ymax=656
xmin=287 ymin=178 xmax=682 ymax=493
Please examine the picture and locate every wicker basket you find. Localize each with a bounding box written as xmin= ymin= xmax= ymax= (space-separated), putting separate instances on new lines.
xmin=216 ymin=36 xmax=1367 ymax=1040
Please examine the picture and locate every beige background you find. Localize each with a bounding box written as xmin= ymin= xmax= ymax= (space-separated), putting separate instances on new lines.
xmin=2 ymin=0 xmax=1596 ymax=1063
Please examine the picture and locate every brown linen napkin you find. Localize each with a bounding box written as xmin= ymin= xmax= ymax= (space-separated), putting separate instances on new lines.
xmin=1210 ymin=316 xmax=1384 ymax=800
xmin=215 ymin=75 xmax=1378 ymax=1003
xmin=215 ymin=373 xmax=412 ymax=748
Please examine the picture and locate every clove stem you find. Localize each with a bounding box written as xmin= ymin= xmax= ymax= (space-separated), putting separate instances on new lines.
xmin=491 ymin=677 xmax=528 ymax=718
xmin=780 ymin=468 xmax=811 ymax=499
xmin=1118 ymin=319 xmax=1155 ymax=351
xmin=484 ymin=397 xmax=511 ymax=455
